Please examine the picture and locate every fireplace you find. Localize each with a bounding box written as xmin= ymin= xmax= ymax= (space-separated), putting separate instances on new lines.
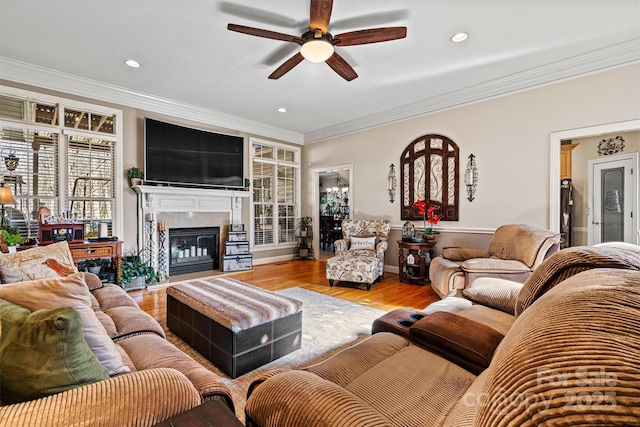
xmin=169 ymin=227 xmax=220 ymax=276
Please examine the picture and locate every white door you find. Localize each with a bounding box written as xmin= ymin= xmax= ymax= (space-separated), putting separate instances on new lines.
xmin=588 ymin=153 xmax=638 ymax=245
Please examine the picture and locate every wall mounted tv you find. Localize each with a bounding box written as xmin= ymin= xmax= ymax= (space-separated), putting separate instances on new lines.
xmin=144 ymin=118 xmax=244 ymax=188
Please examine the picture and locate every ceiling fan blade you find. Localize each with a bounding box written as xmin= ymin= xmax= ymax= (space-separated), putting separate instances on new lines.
xmin=310 ymin=0 xmax=333 ymax=33
xmin=326 ymin=52 xmax=358 ymax=81
xmin=335 ymin=27 xmax=407 ymax=46
xmin=228 ymin=24 xmax=301 ymax=43
xmin=268 ymin=53 xmax=305 ymax=79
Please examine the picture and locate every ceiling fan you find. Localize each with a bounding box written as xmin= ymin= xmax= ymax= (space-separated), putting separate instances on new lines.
xmin=227 ymin=0 xmax=407 ymax=81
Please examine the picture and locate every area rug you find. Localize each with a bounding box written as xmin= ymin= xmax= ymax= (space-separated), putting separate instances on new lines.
xmin=161 ymin=286 xmax=386 ymax=421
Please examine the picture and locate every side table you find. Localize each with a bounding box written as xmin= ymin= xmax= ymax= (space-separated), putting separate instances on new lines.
xmin=397 ymin=240 xmax=436 ymax=285
xmin=152 ymin=399 xmax=242 ymax=427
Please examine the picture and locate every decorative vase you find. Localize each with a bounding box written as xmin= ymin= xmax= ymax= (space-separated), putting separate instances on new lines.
xmin=422 ymin=233 xmax=436 ymax=242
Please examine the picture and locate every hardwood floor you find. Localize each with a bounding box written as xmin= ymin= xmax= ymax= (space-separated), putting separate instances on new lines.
xmin=130 ymin=259 xmax=440 ymax=322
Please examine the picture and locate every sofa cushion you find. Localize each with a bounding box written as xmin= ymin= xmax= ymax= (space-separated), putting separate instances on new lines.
xmin=476 ymin=268 xmax=640 ymax=425
xmin=0 ymin=241 xmax=77 ymax=283
xmin=460 ymin=258 xmax=531 ymax=273
xmin=441 ymin=247 xmax=490 ymax=261
xmin=462 ymin=277 xmax=523 ymax=315
xmin=0 ymin=273 xmax=129 ymax=375
xmin=409 ymin=312 xmax=504 ymax=375
xmin=0 ymin=300 xmax=108 ymax=403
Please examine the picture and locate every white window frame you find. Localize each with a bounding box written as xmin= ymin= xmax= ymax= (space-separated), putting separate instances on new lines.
xmin=0 ymin=85 xmax=124 ymax=238
xmin=249 ymin=137 xmax=300 ymax=251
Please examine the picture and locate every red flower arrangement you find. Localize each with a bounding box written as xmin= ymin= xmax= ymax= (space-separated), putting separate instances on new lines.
xmin=413 ymin=200 xmax=440 ymax=235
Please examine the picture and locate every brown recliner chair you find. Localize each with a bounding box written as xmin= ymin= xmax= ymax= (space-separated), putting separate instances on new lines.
xmin=429 ymin=224 xmax=560 ymax=298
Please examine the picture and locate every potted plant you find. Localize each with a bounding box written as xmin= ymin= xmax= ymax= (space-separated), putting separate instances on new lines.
xmin=127 ymin=167 xmax=143 ymax=187
xmin=117 ymin=252 xmax=158 ymax=291
xmin=412 ymin=200 xmax=440 ymax=241
xmin=0 ymin=224 xmax=23 ymax=252
xmin=85 ymin=258 xmax=102 ymax=275
xmin=298 ymin=216 xmax=312 ymax=237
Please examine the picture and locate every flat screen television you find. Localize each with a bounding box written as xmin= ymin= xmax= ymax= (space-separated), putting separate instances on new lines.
xmin=144 ymin=118 xmax=244 ymax=188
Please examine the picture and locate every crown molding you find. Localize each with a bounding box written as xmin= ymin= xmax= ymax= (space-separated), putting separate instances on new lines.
xmin=304 ymin=38 xmax=640 ymax=144
xmin=0 ymin=57 xmax=304 ymax=145
xmin=1 ymin=38 xmax=638 ymax=146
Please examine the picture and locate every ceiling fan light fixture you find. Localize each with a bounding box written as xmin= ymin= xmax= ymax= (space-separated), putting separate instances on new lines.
xmin=300 ymin=39 xmax=335 ymax=62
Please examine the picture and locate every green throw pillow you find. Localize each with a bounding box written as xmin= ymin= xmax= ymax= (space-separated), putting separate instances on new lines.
xmin=0 ymin=299 xmax=109 ymax=403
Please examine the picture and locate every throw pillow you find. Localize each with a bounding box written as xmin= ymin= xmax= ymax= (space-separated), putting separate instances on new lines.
xmin=0 ymin=299 xmax=109 ymax=403
xmin=350 ymin=236 xmax=377 ymax=251
xmin=44 ymin=258 xmax=77 ymax=277
xmin=409 ymin=311 xmax=504 ymax=375
xmin=462 ymin=277 xmax=523 ymax=315
xmin=0 ymin=241 xmax=77 ymax=283
xmin=0 ymin=273 xmax=129 ymax=376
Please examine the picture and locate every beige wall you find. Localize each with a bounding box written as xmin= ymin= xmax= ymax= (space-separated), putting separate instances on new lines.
xmin=570 ymin=131 xmax=640 ymax=246
xmin=303 ymin=64 xmax=640 ymax=265
xmin=2 ymin=63 xmax=639 ymax=267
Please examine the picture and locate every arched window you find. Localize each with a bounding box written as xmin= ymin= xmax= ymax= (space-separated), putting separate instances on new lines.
xmin=400 ymin=134 xmax=459 ymax=221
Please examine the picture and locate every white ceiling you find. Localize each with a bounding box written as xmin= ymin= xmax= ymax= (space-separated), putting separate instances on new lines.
xmin=0 ymin=1 xmax=639 ymax=144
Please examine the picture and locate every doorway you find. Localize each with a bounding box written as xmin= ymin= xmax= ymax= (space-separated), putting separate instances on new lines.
xmin=588 ymin=153 xmax=638 ymax=245
xmin=311 ymin=164 xmax=353 ymax=261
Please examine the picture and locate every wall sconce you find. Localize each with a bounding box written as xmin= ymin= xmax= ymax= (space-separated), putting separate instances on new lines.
xmin=464 ymin=154 xmax=478 ymax=202
xmin=387 ymin=164 xmax=397 ymax=203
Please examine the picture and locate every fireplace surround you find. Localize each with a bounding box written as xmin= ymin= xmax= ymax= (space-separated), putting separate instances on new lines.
xmin=134 ymin=185 xmax=250 ymax=277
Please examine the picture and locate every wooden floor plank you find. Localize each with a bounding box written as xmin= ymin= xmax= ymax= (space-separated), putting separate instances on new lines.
xmin=130 ymin=260 xmax=440 ymax=322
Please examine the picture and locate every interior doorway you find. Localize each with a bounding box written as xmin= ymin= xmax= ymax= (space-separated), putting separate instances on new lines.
xmin=311 ymin=164 xmax=353 ymax=261
xmin=588 ymin=153 xmax=638 ymax=245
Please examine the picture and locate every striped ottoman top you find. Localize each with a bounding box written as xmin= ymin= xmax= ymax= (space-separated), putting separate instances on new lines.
xmin=166 ymin=277 xmax=303 ymax=332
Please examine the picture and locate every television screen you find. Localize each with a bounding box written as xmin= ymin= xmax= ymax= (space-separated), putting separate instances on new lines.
xmin=144 ymin=118 xmax=244 ymax=188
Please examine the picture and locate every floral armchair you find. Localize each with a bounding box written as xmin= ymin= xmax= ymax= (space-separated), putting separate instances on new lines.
xmin=334 ymin=220 xmax=391 ymax=264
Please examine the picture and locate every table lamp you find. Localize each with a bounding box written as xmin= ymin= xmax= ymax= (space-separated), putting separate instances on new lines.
xmin=0 ymin=184 xmax=16 ymax=226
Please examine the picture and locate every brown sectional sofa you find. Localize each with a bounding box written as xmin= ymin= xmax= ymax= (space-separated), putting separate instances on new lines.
xmin=245 ymin=243 xmax=640 ymax=426
xmin=0 ymin=243 xmax=233 ymax=427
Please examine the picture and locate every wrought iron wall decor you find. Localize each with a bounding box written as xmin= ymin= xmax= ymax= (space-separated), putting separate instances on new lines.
xmin=400 ymin=134 xmax=459 ymax=221
xmin=387 ymin=163 xmax=397 ymax=203
xmin=597 ymin=136 xmax=625 ymax=156
xmin=464 ymin=154 xmax=478 ymax=202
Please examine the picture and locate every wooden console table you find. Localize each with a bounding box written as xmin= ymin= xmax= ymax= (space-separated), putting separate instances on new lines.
xmin=68 ymin=241 xmax=123 ymax=283
xmin=398 ymin=240 xmax=436 ymax=285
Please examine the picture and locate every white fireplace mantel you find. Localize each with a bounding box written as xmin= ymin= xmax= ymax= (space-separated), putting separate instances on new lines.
xmin=133 ymin=185 xmax=250 ymax=274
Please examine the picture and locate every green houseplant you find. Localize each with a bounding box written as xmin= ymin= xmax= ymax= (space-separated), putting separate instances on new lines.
xmin=118 ymin=252 xmax=158 ymax=290
xmin=84 ymin=258 xmax=102 ymax=274
xmin=127 ymin=167 xmax=143 ymax=187
xmin=298 ymin=216 xmax=312 ymax=237
xmin=0 ymin=224 xmax=23 ymax=247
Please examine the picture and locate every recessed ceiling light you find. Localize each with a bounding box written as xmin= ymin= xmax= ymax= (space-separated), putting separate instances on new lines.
xmin=124 ymin=59 xmax=141 ymax=68
xmin=450 ymin=32 xmax=469 ymax=43
xmin=277 ymin=107 xmax=287 ymax=113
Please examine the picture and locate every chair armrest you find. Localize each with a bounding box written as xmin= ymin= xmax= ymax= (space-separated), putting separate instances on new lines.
xmin=0 ymin=368 xmax=202 ymax=427
xmin=334 ymin=238 xmax=349 ymax=254
xmin=375 ymin=240 xmax=388 ymax=254
xmin=409 ymin=312 xmax=504 ymax=375
xmin=246 ymin=370 xmax=391 ymax=427
xmin=442 ymin=247 xmax=490 ymax=261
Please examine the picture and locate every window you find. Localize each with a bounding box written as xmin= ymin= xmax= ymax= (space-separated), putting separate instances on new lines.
xmin=0 ymin=88 xmax=122 ymax=239
xmin=400 ymin=134 xmax=459 ymax=221
xmin=251 ymin=138 xmax=300 ymax=248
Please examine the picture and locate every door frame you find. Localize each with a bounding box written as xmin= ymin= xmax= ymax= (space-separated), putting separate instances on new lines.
xmin=310 ymin=163 xmax=353 ymax=258
xmin=587 ymin=152 xmax=638 ymax=245
xmin=549 ymin=119 xmax=640 ymax=236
